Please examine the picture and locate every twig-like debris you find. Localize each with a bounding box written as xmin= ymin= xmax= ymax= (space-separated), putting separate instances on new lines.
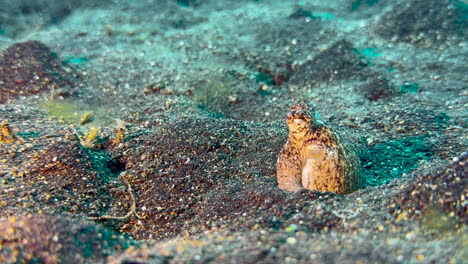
xmin=332 ymin=209 xmax=359 ymax=220
xmin=88 ymin=178 xmax=144 ymax=220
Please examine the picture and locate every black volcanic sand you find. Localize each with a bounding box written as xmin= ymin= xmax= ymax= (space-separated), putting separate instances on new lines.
xmin=0 ymin=0 xmax=467 ymax=263
xmin=0 ymin=41 xmax=76 ymax=103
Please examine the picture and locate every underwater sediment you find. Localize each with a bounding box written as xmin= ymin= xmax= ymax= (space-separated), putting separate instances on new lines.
xmin=0 ymin=0 xmax=466 ymax=263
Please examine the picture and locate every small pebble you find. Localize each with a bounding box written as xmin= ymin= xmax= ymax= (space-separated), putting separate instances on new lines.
xmin=286 ymin=237 xmax=297 ymax=245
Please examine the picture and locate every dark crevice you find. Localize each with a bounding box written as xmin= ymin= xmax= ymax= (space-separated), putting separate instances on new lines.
xmin=81 ymin=148 xmax=126 ymax=183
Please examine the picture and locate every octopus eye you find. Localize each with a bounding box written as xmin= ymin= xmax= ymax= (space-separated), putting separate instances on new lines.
xmin=293 ymin=118 xmax=308 ymax=125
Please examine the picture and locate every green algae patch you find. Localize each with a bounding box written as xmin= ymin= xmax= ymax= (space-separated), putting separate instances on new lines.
xmin=192 ymin=73 xmax=242 ymax=114
xmin=360 ymin=136 xmax=434 ymax=187
xmin=40 ymin=100 xmax=118 ymax=127
xmin=421 ymin=207 xmax=464 ymax=237
xmin=42 ymin=100 xmax=82 ymax=123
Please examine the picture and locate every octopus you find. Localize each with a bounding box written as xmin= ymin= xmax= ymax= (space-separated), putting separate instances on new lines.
xmin=276 ymin=104 xmax=360 ymax=194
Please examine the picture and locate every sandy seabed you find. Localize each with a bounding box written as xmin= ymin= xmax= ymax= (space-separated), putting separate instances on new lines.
xmin=0 ymin=0 xmax=466 ymax=263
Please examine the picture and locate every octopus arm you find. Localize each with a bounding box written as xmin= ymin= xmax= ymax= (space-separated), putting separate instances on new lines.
xmin=276 ymin=150 xmax=303 ymax=191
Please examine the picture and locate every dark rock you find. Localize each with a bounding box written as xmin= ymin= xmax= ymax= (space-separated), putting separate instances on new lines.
xmin=370 ymin=0 xmax=467 ymax=46
xmin=0 ymin=41 xmax=76 ymax=103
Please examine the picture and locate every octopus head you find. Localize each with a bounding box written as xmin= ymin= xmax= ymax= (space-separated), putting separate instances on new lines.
xmin=286 ymin=103 xmax=315 ymax=133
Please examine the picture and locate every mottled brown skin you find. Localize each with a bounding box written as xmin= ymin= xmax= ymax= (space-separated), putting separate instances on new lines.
xmin=277 ymin=104 xmax=360 ymax=194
